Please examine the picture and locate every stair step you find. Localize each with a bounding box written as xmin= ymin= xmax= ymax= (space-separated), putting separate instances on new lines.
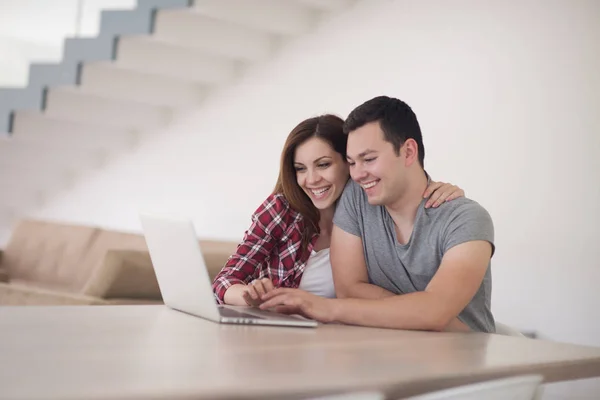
xmin=190 ymin=0 xmax=317 ymax=36
xmin=80 ymin=61 xmax=208 ymax=107
xmin=293 ymin=0 xmax=353 ymax=11
xmin=44 ymin=86 xmax=172 ymax=130
xmin=0 ymin=164 xmax=76 ymax=194
xmin=116 ymin=36 xmax=240 ymax=85
xmin=28 ymin=62 xmax=80 ymax=87
xmin=136 ymin=0 xmax=191 ymax=12
xmin=0 ymin=138 xmax=104 ymax=169
xmin=63 ymin=36 xmax=116 ymax=64
xmin=154 ymin=8 xmax=274 ymax=61
xmin=10 ymin=111 xmax=137 ymax=151
xmin=99 ymin=9 xmax=154 ymax=37
xmin=0 ymin=87 xmax=46 ymax=133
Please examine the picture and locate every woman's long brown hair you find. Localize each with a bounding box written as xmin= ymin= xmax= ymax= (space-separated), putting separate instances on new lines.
xmin=273 ymin=114 xmax=347 ymax=256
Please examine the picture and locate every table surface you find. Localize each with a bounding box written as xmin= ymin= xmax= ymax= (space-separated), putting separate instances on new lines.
xmin=1 ymin=305 xmax=599 ymax=400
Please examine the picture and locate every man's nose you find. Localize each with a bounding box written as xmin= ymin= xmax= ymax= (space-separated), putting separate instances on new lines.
xmin=350 ymin=164 xmax=367 ymax=182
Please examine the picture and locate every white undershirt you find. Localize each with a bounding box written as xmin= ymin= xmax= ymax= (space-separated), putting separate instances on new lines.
xmin=298 ymin=248 xmax=336 ymax=298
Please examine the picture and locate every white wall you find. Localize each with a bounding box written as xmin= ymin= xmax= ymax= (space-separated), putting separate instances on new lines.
xmin=0 ymin=37 xmax=61 ymax=86
xmin=0 ymin=0 xmax=135 ymax=86
xmin=20 ymin=0 xmax=600 ymax=396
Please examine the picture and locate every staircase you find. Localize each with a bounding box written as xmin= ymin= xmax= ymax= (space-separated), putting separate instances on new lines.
xmin=0 ymin=0 xmax=353 ymax=227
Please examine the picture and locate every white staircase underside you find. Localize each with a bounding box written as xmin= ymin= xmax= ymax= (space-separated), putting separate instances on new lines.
xmin=80 ymin=61 xmax=208 ymax=107
xmin=45 ymin=86 xmax=172 ymax=129
xmin=295 ymin=0 xmax=352 ymax=11
xmin=0 ymin=0 xmax=356 ymax=225
xmin=116 ymin=36 xmax=242 ymax=84
xmin=152 ymin=9 xmax=274 ymax=61
xmin=191 ymin=0 xmax=317 ymax=36
xmin=9 ymin=111 xmax=137 ymax=152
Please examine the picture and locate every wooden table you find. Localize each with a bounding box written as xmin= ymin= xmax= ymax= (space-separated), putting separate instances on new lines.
xmin=1 ymin=305 xmax=599 ymax=400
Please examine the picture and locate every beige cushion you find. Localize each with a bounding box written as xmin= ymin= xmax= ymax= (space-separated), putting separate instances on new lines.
xmin=2 ymin=219 xmax=98 ymax=290
xmin=82 ymin=250 xmax=161 ymax=300
xmin=80 ymin=229 xmax=149 ymax=285
xmin=198 ymin=240 xmax=238 ymax=281
xmin=0 ymin=250 xmax=7 ymax=282
xmin=0 ymin=280 xmax=104 ymax=306
xmin=82 ymin=229 xmax=236 ymax=283
xmin=0 ymin=268 xmax=9 ymax=283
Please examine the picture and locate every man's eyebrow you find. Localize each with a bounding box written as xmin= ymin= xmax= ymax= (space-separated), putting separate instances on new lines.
xmin=347 ymin=149 xmax=377 ymax=160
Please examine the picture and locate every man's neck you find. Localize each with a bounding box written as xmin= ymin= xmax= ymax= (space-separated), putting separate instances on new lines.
xmin=385 ymin=170 xmax=428 ymax=232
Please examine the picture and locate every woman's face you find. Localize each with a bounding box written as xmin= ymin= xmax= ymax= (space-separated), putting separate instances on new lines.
xmin=294 ymin=137 xmax=349 ymax=211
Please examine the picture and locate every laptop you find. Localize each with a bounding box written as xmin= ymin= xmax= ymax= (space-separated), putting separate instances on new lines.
xmin=139 ymin=213 xmax=318 ymax=328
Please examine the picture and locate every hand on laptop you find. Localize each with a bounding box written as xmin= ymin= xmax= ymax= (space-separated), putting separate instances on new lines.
xmin=259 ymin=288 xmax=335 ymax=323
xmin=242 ymin=278 xmax=276 ymax=307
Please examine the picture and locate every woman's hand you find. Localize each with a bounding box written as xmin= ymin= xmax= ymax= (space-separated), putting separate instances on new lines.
xmin=242 ymin=278 xmax=276 ymax=307
xmin=423 ymin=181 xmax=465 ymax=208
xmin=224 ymin=278 xmax=276 ymax=306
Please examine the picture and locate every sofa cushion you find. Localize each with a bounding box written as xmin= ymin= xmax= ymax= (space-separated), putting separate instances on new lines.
xmin=0 ymin=267 xmax=9 ymax=283
xmin=78 ymin=229 xmax=150 ymax=290
xmin=0 ymin=280 xmax=103 ymax=306
xmin=2 ymin=219 xmax=98 ymax=290
xmin=82 ymin=250 xmax=161 ymax=300
xmin=83 ymin=228 xmax=237 ymax=283
xmin=198 ymin=240 xmax=238 ymax=281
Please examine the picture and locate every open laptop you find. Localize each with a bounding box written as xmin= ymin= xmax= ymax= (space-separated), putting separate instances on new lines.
xmin=139 ymin=213 xmax=318 ymax=328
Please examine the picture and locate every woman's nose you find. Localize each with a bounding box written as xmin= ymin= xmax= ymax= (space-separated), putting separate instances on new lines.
xmin=306 ymin=169 xmax=320 ymax=185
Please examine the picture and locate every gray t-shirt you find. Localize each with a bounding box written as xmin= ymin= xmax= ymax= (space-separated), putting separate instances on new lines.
xmin=333 ymin=180 xmax=495 ymax=333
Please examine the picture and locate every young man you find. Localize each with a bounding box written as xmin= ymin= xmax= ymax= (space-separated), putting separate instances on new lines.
xmin=260 ymin=96 xmax=495 ymax=333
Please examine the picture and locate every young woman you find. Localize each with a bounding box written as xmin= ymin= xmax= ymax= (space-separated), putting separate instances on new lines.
xmin=212 ymin=114 xmax=464 ymax=306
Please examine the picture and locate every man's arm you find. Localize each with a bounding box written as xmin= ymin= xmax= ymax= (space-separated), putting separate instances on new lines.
xmin=330 ymin=225 xmax=394 ymax=299
xmin=330 ymin=240 xmax=492 ymax=330
xmin=331 ymin=224 xmax=474 ymax=331
xmin=262 ymin=240 xmax=491 ymax=331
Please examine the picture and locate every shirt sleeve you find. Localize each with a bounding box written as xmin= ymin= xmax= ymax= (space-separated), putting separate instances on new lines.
xmin=442 ymin=201 xmax=495 ymax=256
xmin=333 ymin=180 xmax=362 ymax=237
xmin=212 ymin=194 xmax=287 ymax=304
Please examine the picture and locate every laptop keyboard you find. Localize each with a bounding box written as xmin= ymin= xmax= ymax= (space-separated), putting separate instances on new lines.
xmin=218 ymin=307 xmax=264 ymax=320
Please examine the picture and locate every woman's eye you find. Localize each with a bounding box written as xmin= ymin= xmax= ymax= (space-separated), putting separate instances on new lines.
xmin=294 ymin=166 xmax=305 ymax=172
xmin=317 ymin=163 xmax=331 ymax=168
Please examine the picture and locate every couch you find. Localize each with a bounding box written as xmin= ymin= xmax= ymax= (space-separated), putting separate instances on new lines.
xmin=0 ymin=219 xmax=239 ymax=306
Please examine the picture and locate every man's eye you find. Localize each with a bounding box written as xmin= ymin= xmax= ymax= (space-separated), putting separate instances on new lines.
xmin=364 ymin=157 xmax=377 ymax=163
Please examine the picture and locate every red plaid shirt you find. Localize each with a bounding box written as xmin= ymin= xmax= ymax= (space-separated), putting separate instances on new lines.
xmin=212 ymin=193 xmax=317 ymax=304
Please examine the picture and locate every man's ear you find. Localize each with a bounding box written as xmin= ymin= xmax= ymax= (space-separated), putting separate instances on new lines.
xmin=403 ymin=139 xmax=419 ymax=167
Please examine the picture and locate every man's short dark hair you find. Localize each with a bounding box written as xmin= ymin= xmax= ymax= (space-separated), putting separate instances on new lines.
xmin=343 ymin=96 xmax=425 ymax=167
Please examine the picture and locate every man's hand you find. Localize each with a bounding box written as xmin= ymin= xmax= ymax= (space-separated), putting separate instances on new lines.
xmin=242 ymin=278 xmax=275 ymax=307
xmin=259 ymin=288 xmax=337 ymax=323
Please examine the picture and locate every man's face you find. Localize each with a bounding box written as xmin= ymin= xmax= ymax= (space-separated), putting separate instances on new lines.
xmin=346 ymin=121 xmax=407 ymax=206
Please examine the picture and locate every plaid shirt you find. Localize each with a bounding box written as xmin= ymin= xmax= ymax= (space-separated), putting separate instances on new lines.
xmin=212 ymin=193 xmax=317 ymax=304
